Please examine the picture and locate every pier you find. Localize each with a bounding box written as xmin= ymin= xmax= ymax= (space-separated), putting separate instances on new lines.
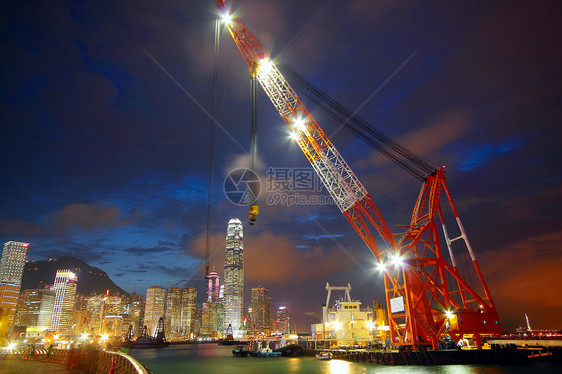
xmin=302 ymin=347 xmax=562 ymax=365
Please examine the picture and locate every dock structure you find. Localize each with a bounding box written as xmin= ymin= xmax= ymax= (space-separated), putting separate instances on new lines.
xmin=303 ymin=347 xmax=562 ymax=365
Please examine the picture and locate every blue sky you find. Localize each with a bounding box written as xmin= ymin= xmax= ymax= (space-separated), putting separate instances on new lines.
xmin=1 ymin=0 xmax=561 ymax=331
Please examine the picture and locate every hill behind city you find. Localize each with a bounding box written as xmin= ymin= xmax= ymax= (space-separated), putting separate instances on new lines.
xmin=21 ymin=255 xmax=128 ymax=296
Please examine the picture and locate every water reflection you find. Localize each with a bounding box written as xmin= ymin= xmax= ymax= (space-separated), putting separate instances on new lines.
xmin=328 ymin=359 xmax=352 ymax=374
xmin=130 ymin=345 xmax=557 ymax=374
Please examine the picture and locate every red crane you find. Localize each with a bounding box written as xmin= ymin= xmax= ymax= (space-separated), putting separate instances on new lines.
xmin=217 ymin=0 xmax=500 ymax=349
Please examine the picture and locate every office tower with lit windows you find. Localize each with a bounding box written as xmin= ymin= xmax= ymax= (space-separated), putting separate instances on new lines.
xmin=145 ymin=286 xmax=165 ymax=336
xmin=165 ymin=286 xmax=182 ymax=336
xmin=223 ymin=218 xmax=244 ymax=337
xmin=16 ymin=288 xmax=56 ymax=328
xmin=0 ymin=241 xmax=29 ymax=329
xmin=86 ymin=295 xmax=105 ymax=334
xmin=180 ymin=287 xmax=196 ymax=336
xmin=129 ymin=292 xmax=144 ymax=335
xmin=205 ymin=271 xmax=220 ymax=303
xmin=276 ymin=306 xmax=290 ymax=334
xmin=0 ymin=241 xmax=30 ymax=285
xmin=0 ymin=283 xmax=20 ymax=329
xmin=251 ymin=286 xmax=271 ymax=335
xmin=50 ymin=269 xmax=77 ymax=334
xmin=201 ymin=302 xmax=217 ymax=336
xmin=216 ymin=285 xmax=224 ymax=337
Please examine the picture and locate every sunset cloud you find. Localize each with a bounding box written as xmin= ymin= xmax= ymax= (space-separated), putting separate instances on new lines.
xmin=479 ymin=230 xmax=562 ymax=330
xmin=190 ymin=228 xmax=354 ymax=284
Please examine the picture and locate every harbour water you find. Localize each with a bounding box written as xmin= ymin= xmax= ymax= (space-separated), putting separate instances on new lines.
xmin=128 ymin=344 xmax=560 ymax=374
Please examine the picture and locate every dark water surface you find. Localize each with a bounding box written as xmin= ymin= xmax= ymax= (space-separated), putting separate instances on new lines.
xmin=129 ymin=344 xmax=559 ymax=374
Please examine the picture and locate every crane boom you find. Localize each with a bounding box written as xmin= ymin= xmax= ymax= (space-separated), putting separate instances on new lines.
xmin=217 ymin=0 xmax=500 ymax=349
xmin=217 ymin=1 xmax=397 ymax=252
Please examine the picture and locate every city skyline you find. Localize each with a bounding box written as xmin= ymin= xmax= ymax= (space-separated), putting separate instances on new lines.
xmin=1 ymin=0 xmax=561 ymax=332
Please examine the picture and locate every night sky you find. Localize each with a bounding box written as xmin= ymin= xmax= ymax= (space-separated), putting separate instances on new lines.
xmin=1 ymin=0 xmax=561 ymax=332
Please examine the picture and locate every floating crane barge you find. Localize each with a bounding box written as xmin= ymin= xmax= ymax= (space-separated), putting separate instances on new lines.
xmin=216 ymin=0 xmax=500 ymax=351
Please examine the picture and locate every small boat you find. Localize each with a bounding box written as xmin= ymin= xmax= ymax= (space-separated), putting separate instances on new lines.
xmin=252 ymin=347 xmax=281 ymax=357
xmin=316 ymin=351 xmax=333 ymax=360
xmin=232 ymin=345 xmax=250 ymax=357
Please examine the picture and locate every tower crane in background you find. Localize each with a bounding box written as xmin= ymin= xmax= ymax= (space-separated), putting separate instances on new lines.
xmin=216 ymin=0 xmax=500 ymax=349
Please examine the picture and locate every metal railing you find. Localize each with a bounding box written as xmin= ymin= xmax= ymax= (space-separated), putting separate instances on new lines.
xmin=2 ymin=348 xmax=151 ymax=374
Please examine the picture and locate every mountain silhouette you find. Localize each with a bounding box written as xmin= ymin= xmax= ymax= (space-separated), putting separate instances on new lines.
xmin=21 ymin=255 xmax=128 ymax=296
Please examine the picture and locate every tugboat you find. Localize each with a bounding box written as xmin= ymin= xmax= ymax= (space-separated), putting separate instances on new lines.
xmin=232 ymin=345 xmax=250 ymax=357
xmin=251 ymin=343 xmax=281 ymax=358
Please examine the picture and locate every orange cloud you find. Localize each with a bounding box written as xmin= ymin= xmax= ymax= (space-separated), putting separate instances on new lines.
xmin=478 ymin=230 xmax=562 ymax=330
xmin=190 ymin=228 xmax=354 ymax=284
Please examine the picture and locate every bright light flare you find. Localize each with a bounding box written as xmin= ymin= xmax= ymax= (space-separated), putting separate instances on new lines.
xmin=376 ymin=261 xmax=387 ymax=272
xmin=333 ymin=321 xmax=343 ymax=330
xmin=445 ymin=310 xmax=454 ymax=319
xmin=7 ymin=343 xmax=16 ymax=351
xmin=257 ymin=58 xmax=274 ymax=75
xmin=221 ymin=13 xmax=232 ymax=25
xmin=391 ymin=254 xmax=404 ymax=267
xmin=289 ymin=131 xmax=299 ymax=141
xmin=293 ymin=118 xmax=306 ymax=131
xmin=81 ymin=333 xmax=88 ymax=340
xmin=101 ymin=334 xmax=109 ymax=341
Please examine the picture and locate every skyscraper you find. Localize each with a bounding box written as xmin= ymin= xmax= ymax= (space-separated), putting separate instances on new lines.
xmin=251 ymin=286 xmax=271 ymax=335
xmin=205 ymin=271 xmax=220 ymax=303
xmin=50 ymin=269 xmax=77 ymax=334
xmin=276 ymin=306 xmax=290 ymax=334
xmin=16 ymin=288 xmax=56 ymax=328
xmin=223 ymin=218 xmax=244 ymax=337
xmin=128 ymin=292 xmax=144 ymax=335
xmin=0 ymin=241 xmax=30 ymax=285
xmin=180 ymin=287 xmax=196 ymax=337
xmin=165 ymin=286 xmax=182 ymax=336
xmin=0 ymin=283 xmax=20 ymax=329
xmin=145 ymin=286 xmax=165 ymax=336
xmin=0 ymin=241 xmax=30 ymax=329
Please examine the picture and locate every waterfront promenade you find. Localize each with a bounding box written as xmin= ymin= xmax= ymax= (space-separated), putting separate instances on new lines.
xmin=0 ymin=359 xmax=81 ymax=373
xmin=0 ymin=348 xmax=149 ymax=374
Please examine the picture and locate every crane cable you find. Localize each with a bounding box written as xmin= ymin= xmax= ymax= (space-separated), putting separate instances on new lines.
xmin=278 ymin=64 xmax=439 ymax=181
xmin=205 ymin=11 xmax=221 ymax=276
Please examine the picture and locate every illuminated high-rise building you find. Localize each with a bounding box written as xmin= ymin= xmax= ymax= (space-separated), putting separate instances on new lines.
xmin=276 ymin=306 xmax=290 ymax=334
xmin=86 ymin=295 xmax=105 ymax=334
xmin=0 ymin=283 xmax=20 ymax=329
xmin=205 ymin=271 xmax=220 ymax=303
xmin=165 ymin=286 xmax=182 ymax=336
xmin=216 ymin=285 xmax=224 ymax=337
xmin=251 ymin=286 xmax=271 ymax=335
xmin=0 ymin=241 xmax=30 ymax=285
xmin=223 ymin=218 xmax=244 ymax=337
xmin=145 ymin=286 xmax=165 ymax=336
xmin=180 ymin=287 xmax=196 ymax=337
xmin=103 ymin=295 xmax=125 ymax=317
xmin=201 ymin=302 xmax=217 ymax=336
xmin=16 ymin=288 xmax=56 ymax=328
xmin=0 ymin=241 xmax=30 ymax=330
xmin=129 ymin=293 xmax=144 ymax=335
xmin=50 ymin=269 xmax=77 ymax=334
